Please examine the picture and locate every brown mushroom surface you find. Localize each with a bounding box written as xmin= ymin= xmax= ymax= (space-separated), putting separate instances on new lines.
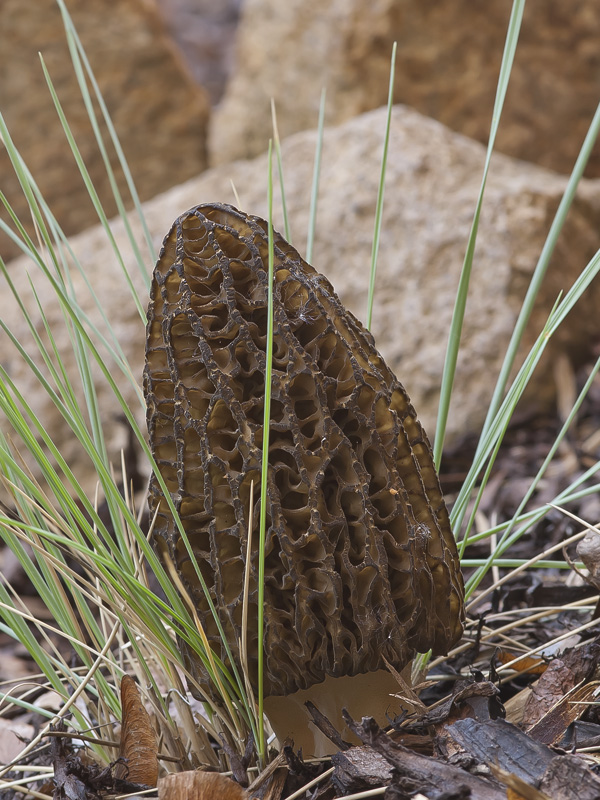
xmin=144 ymin=203 xmax=464 ymax=754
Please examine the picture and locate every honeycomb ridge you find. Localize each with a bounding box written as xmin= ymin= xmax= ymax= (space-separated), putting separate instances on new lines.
xmin=144 ymin=203 xmax=464 ymax=697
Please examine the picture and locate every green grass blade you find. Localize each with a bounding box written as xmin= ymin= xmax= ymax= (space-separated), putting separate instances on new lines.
xmin=2 ymin=267 xmax=254 ymax=724
xmin=366 ymin=42 xmax=396 ymax=330
xmin=465 ymin=350 xmax=600 ymax=567
xmin=55 ymin=0 xmax=155 ymax=270
xmin=305 ymin=88 xmax=326 ymax=263
xmin=257 ymin=140 xmax=276 ymax=763
xmin=451 ymin=240 xmax=600 ymax=593
xmin=0 ymin=114 xmax=57 ymax=258
xmin=461 ymin=559 xmax=578 ymax=569
xmin=433 ymin=0 xmax=526 ymax=467
xmin=477 ymin=98 xmax=600 ymax=450
xmin=38 ymin=56 xmax=146 ymax=323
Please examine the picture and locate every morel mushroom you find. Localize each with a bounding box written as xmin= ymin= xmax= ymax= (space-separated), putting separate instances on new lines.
xmin=144 ymin=203 xmax=464 ymax=755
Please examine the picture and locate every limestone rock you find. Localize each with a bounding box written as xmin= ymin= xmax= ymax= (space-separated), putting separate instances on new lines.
xmin=0 ymin=0 xmax=210 ymax=263
xmin=210 ymin=0 xmax=600 ymax=178
xmin=2 ymin=105 xmax=599 ymax=496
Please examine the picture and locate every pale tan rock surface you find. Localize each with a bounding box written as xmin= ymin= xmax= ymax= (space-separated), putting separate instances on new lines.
xmin=2 ymin=106 xmax=599 ymax=495
xmin=0 ymin=0 xmax=210 ymax=263
xmin=210 ymin=0 xmax=600 ymax=177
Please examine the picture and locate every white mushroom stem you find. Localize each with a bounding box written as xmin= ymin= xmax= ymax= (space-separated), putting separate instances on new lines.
xmin=263 ymin=668 xmax=413 ymax=758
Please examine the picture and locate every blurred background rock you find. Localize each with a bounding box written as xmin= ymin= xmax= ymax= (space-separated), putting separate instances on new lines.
xmin=3 ymin=0 xmax=600 ymax=262
xmin=209 ymin=0 xmax=600 ymax=174
xmin=0 ymin=0 xmax=216 ymax=262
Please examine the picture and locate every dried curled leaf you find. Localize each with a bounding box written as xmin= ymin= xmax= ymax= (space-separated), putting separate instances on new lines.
xmin=117 ymin=675 xmax=158 ymax=786
xmin=495 ymin=650 xmax=548 ymax=676
xmin=158 ymin=771 xmax=248 ymax=800
xmin=144 ymin=203 xmax=464 ymax=698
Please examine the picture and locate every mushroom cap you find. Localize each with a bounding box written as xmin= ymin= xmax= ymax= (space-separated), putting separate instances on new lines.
xmin=144 ymin=203 xmax=464 ymax=698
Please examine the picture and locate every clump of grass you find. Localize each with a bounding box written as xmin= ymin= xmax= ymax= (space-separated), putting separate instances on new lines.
xmin=0 ymin=0 xmax=264 ymax=783
xmin=1 ymin=0 xmax=600 ymax=793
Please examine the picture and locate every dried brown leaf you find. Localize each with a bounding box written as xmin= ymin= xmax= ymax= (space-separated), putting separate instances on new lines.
xmin=495 ymin=650 xmax=548 ymax=676
xmin=503 ymin=686 xmax=532 ymax=726
xmin=0 ymin=717 xmax=35 ymax=765
xmin=158 ymin=770 xmax=248 ymax=800
xmin=116 ymin=674 xmax=158 ymax=786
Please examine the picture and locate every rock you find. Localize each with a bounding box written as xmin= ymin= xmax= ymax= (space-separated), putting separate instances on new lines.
xmin=210 ymin=0 xmax=600 ymax=178
xmin=0 ymin=0 xmax=210 ymax=263
xmin=155 ymin=0 xmax=242 ymax=104
xmin=2 ymin=105 xmax=599 ymax=496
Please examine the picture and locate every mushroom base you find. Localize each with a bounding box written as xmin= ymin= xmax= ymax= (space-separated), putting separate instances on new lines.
xmin=263 ymin=668 xmax=411 ymax=758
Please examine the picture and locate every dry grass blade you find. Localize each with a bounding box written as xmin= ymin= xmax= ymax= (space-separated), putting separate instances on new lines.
xmin=116 ymin=675 xmax=159 ymax=786
xmin=240 ymin=479 xmax=257 ymax=714
xmin=152 ymin=541 xmax=245 ymax=741
xmin=0 ymin=620 xmax=119 ymax=781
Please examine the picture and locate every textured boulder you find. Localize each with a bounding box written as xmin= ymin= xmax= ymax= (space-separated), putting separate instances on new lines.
xmin=144 ymin=203 xmax=464 ymax=698
xmin=210 ymin=0 xmax=600 ymax=177
xmin=0 ymin=0 xmax=210 ymax=263
xmin=2 ymin=106 xmax=599 ymax=498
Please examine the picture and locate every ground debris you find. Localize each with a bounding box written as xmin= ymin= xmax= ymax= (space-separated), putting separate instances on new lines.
xmin=559 ymin=718 xmax=600 ymax=749
xmin=50 ymin=720 xmax=155 ymax=800
xmin=396 ymin=675 xmax=502 ymax=733
xmin=342 ymin=713 xmax=506 ymax=800
xmin=51 ymin=721 xmax=108 ymax=800
xmin=539 ymin=754 xmax=600 ymax=800
xmin=269 ymin=705 xmax=600 ymax=800
xmin=525 ymin=642 xmax=598 ymax=706
xmin=443 ymin=717 xmax=600 ymax=800
xmin=527 ymin=680 xmax=600 ymax=744
xmin=306 ymin=701 xmax=352 ymax=752
xmin=442 ymin=718 xmax=554 ymax=784
xmin=331 ymin=746 xmax=392 ymax=794
xmin=493 ymin=575 xmax=598 ymax=611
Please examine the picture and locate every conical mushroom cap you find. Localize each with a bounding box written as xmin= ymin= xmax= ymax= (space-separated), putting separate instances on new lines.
xmin=144 ymin=203 xmax=464 ymax=698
